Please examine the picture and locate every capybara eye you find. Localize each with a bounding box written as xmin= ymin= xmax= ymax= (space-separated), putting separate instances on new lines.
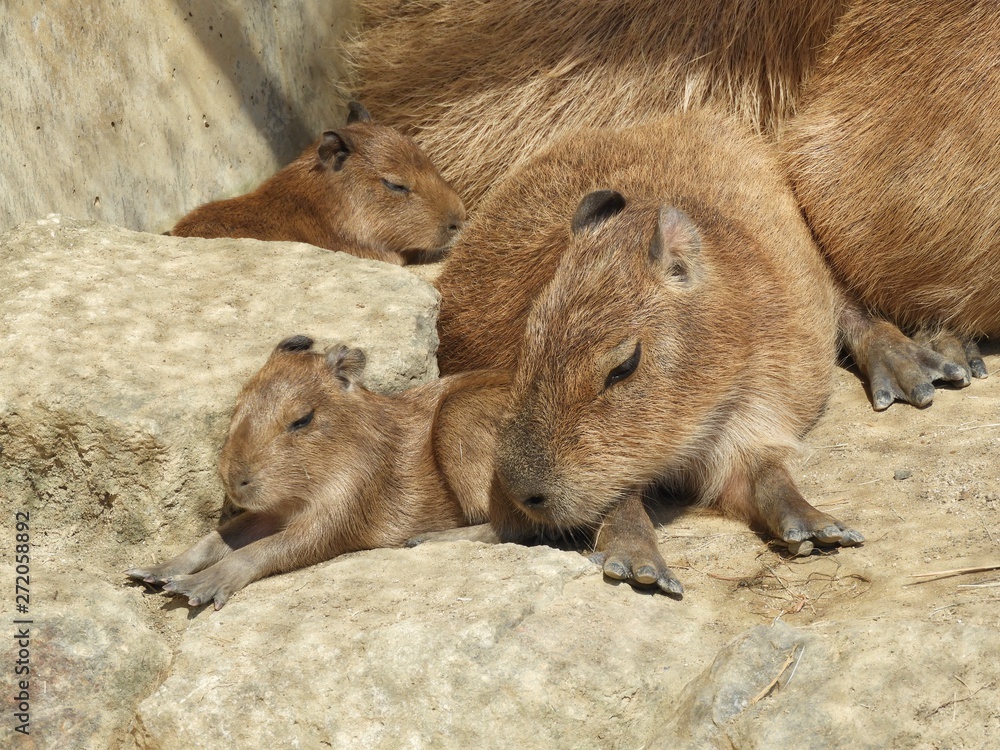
xmin=381 ymin=178 xmax=410 ymax=194
xmin=605 ymin=342 xmax=642 ymax=390
xmin=289 ymin=409 xmax=315 ymax=431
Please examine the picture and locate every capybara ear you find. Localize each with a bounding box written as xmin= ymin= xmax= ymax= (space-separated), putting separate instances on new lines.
xmin=318 ymin=131 xmax=352 ymax=170
xmin=571 ymin=190 xmax=627 ymax=234
xmin=325 ymin=345 xmax=367 ymax=388
xmin=346 ymin=100 xmax=372 ymax=124
xmin=275 ymin=335 xmax=315 ymax=353
xmin=650 ymin=206 xmax=701 ymax=286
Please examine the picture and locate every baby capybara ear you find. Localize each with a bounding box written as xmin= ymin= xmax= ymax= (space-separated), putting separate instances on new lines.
xmin=317 ymin=131 xmax=352 ymax=170
xmin=346 ymin=100 xmax=373 ymax=124
xmin=325 ymin=344 xmax=367 ymax=388
xmin=571 ymin=190 xmax=627 ymax=234
xmin=275 ymin=335 xmax=315 ymax=353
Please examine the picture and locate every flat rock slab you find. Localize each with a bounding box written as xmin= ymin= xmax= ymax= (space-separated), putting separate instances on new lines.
xmin=134 ymin=540 xmax=1000 ymax=750
xmin=0 ymin=216 xmax=439 ymax=566
xmin=136 ymin=542 xmax=709 ymax=750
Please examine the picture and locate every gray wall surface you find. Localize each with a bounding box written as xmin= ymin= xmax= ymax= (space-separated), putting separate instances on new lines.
xmin=0 ymin=0 xmax=356 ymax=234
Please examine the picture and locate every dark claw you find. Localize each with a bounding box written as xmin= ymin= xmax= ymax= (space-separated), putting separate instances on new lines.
xmin=634 ymin=564 xmax=659 ymax=584
xmin=942 ymin=362 xmax=969 ymax=384
xmin=658 ymin=575 xmax=684 ymax=596
xmin=782 ymin=527 xmax=809 ymax=543
xmin=840 ymin=529 xmax=865 ymax=546
xmin=909 ymin=382 xmax=935 ymax=407
xmin=784 ymin=525 xmax=864 ymax=553
xmin=872 ymin=388 xmax=895 ymax=411
xmin=970 ymin=358 xmax=989 ymax=379
xmin=812 ymin=525 xmax=845 ymax=544
xmin=604 ymin=559 xmax=628 ymax=580
xmin=126 ymin=568 xmax=169 ymax=586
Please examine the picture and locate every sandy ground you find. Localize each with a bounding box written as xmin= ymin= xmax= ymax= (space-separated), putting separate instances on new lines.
xmin=654 ymin=342 xmax=1000 ymax=636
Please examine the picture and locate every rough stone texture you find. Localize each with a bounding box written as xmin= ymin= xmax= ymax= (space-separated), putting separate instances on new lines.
xmin=649 ymin=621 xmax=1000 ymax=750
xmin=0 ymin=1 xmax=356 ymax=234
xmin=0 ymin=216 xmax=440 ymax=571
xmin=135 ymin=542 xmax=709 ymax=750
xmin=0 ymin=572 xmax=171 ymax=750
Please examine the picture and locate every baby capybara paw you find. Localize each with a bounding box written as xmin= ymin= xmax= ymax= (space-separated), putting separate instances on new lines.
xmin=126 ymin=563 xmax=185 ymax=586
xmin=162 ymin=571 xmax=236 ymax=610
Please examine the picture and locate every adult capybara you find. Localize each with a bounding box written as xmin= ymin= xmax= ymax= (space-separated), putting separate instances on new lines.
xmin=127 ymin=336 xmax=507 ymax=609
xmin=782 ymin=0 xmax=996 ymax=405
xmin=433 ymin=111 xmax=862 ymax=593
xmin=169 ymin=101 xmax=467 ymax=265
xmin=350 ymin=0 xmax=849 ymax=209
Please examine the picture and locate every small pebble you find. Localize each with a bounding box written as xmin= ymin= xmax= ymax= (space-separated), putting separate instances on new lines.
xmin=788 ymin=539 xmax=814 ymax=557
xmin=894 ymin=469 xmax=913 ymax=481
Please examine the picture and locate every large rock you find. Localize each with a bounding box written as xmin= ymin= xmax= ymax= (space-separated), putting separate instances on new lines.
xmin=132 ymin=540 xmax=1000 ymax=750
xmin=0 ymin=1 xmax=355 ymax=234
xmin=135 ymin=542 xmax=710 ymax=750
xmin=0 ymin=216 xmax=439 ymax=571
xmin=0 ymin=572 xmax=171 ymax=749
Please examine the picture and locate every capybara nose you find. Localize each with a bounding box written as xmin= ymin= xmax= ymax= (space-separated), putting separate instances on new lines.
xmin=227 ymin=466 xmax=252 ymax=498
xmin=521 ymin=494 xmax=546 ymax=509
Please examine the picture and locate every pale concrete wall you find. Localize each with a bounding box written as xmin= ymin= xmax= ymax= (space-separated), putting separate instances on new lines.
xmin=0 ymin=0 xmax=357 ymax=234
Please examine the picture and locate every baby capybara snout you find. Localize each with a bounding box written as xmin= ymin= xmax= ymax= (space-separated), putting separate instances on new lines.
xmin=217 ymin=334 xmax=369 ymax=514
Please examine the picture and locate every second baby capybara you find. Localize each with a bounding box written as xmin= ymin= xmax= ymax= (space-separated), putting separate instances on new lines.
xmin=431 ymin=110 xmax=862 ymax=592
xmin=783 ymin=0 xmax=997 ymax=407
xmin=169 ymin=101 xmax=466 ymax=265
xmin=127 ymin=336 xmax=506 ymax=609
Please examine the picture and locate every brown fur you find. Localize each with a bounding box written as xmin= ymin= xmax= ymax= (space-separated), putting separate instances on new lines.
xmin=435 ymin=111 xmax=861 ymax=554
xmin=170 ymin=105 xmax=466 ymax=265
xmin=127 ymin=336 xmax=507 ymax=609
xmin=782 ymin=0 xmax=1000 ymax=337
xmin=349 ymin=0 xmax=848 ymax=209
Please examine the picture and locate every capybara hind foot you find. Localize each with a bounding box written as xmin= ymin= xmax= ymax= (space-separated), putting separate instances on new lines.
xmin=593 ymin=490 xmax=683 ymax=596
xmin=913 ymin=328 xmax=989 ymax=383
xmin=744 ymin=462 xmax=864 ymax=556
xmin=840 ymin=303 xmax=967 ymax=410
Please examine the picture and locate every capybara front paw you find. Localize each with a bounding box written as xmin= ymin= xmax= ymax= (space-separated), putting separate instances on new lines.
xmin=780 ymin=520 xmax=864 ymax=556
xmin=162 ymin=572 xmax=234 ymax=610
xmin=590 ymin=549 xmax=684 ymax=597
